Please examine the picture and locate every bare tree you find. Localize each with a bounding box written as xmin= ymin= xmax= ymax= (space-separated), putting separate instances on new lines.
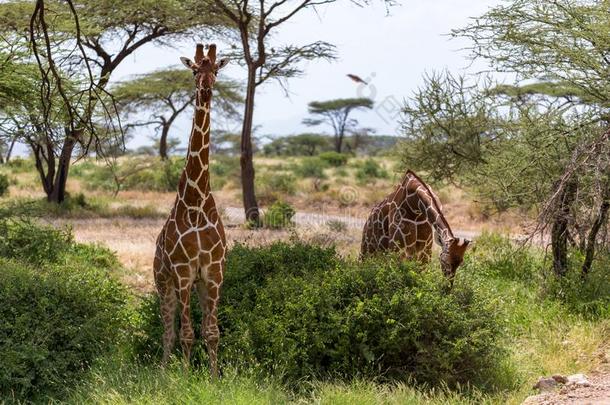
xmin=210 ymin=0 xmax=355 ymax=223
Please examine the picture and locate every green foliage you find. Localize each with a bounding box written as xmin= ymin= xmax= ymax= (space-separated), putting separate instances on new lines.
xmin=355 ymin=159 xmax=388 ymax=182
xmin=263 ymin=201 xmax=296 ymax=229
xmin=263 ymin=133 xmax=332 ymax=156
xmin=0 ymin=173 xmax=9 ymax=196
xmin=542 ymin=252 xmax=610 ymax=319
xmin=74 ymin=157 xmax=184 ymax=192
xmin=0 ymin=219 xmax=130 ymax=399
xmin=0 ymin=218 xmax=72 ymax=265
xmin=5 ymin=157 xmax=33 ymax=171
xmin=400 ymin=72 xmax=497 ymax=183
xmin=294 ymin=157 xmax=327 ymax=178
xmin=256 ymin=172 xmax=297 ymax=203
xmin=464 ymin=232 xmax=540 ymax=283
xmin=318 ymin=151 xmax=349 ymax=167
xmin=211 ymin=156 xmax=240 ymax=189
xmin=134 ymin=241 xmax=505 ymax=388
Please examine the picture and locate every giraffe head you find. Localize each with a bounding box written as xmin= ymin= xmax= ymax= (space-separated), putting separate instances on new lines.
xmin=180 ymin=44 xmax=229 ymax=98
xmin=440 ymin=237 xmax=470 ymax=285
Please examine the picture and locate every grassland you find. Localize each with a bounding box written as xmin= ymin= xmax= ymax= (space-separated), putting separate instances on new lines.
xmin=0 ymin=155 xmax=608 ymax=404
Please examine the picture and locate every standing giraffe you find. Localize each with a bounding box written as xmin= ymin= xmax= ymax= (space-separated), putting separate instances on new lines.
xmin=153 ymin=43 xmax=229 ymax=376
xmin=361 ymin=169 xmax=470 ymax=285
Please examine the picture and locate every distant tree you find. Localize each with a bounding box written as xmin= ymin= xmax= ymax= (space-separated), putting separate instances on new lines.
xmin=210 ymin=0 xmax=341 ymax=223
xmin=212 ymin=131 xmax=244 ymax=156
xmin=263 ymin=133 xmax=332 ymax=156
xmin=113 ymin=68 xmax=242 ymax=160
xmin=0 ymin=0 xmax=231 ymax=203
xmin=303 ymin=98 xmax=374 ymax=153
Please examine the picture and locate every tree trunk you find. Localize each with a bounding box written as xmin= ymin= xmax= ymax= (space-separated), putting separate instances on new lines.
xmin=581 ymin=180 xmax=610 ymax=276
xmin=5 ymin=135 xmax=17 ymax=163
xmin=335 ymin=132 xmax=343 ymax=153
xmin=159 ymin=122 xmax=170 ymax=160
xmin=48 ymin=130 xmax=78 ymax=204
xmin=240 ymin=68 xmax=260 ymax=224
xmin=551 ymin=178 xmax=578 ymax=276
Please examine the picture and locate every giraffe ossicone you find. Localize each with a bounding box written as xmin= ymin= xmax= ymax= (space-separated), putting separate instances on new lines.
xmin=361 ymin=169 xmax=470 ymax=285
xmin=153 ymin=43 xmax=228 ymax=377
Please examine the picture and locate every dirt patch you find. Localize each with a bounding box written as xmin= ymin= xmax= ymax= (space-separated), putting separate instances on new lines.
xmin=524 ymin=355 xmax=610 ymax=405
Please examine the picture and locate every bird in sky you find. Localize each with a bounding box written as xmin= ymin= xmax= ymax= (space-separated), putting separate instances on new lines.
xmin=347 ymin=74 xmax=368 ymax=85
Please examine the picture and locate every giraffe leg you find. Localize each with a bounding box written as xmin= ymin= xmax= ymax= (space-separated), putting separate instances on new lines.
xmin=202 ymin=261 xmax=223 ymax=378
xmin=154 ymin=258 xmax=177 ymax=366
xmin=175 ymin=266 xmax=195 ymax=364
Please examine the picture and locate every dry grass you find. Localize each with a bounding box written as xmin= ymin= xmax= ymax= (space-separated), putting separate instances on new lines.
xmin=52 ymin=216 xmax=361 ymax=292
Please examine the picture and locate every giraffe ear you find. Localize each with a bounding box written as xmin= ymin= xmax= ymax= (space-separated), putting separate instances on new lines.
xmin=180 ymin=57 xmax=196 ymax=70
xmin=217 ymin=58 xmax=229 ymax=71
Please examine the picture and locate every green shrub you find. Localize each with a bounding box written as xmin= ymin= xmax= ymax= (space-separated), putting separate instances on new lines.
xmin=257 ymin=173 xmax=297 ymax=203
xmin=211 ymin=156 xmax=240 ymax=189
xmin=294 ymin=157 xmax=327 ymax=179
xmin=318 ymin=151 xmax=349 ymax=167
xmin=355 ymin=159 xmax=388 ymax=182
xmin=0 ymin=220 xmax=130 ymax=399
xmin=5 ymin=157 xmax=33 ymax=172
xmin=263 ymin=200 xmax=296 ymax=229
xmin=464 ymin=232 xmax=539 ymax=282
xmin=134 ymin=242 xmax=505 ymax=389
xmin=542 ymin=252 xmax=610 ymax=319
xmin=0 ymin=218 xmax=72 ymax=264
xmin=0 ymin=173 xmax=9 ymax=196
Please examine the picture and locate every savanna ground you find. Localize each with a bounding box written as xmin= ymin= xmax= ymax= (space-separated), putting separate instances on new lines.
xmin=1 ymin=155 xmax=608 ymax=404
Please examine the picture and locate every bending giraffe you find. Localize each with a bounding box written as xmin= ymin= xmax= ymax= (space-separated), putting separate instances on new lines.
xmin=361 ymin=169 xmax=470 ymax=285
xmin=153 ymin=44 xmax=229 ymax=376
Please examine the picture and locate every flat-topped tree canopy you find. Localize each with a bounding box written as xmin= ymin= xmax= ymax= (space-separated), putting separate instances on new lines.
xmin=113 ymin=68 xmax=243 ymax=159
xmin=0 ymin=0 xmax=237 ymax=203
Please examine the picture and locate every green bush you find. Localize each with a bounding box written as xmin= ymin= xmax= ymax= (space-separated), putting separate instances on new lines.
xmin=0 ymin=218 xmax=72 ymax=264
xmin=355 ymin=159 xmax=388 ymax=182
xmin=294 ymin=157 xmax=327 ymax=179
xmin=318 ymin=151 xmax=349 ymax=167
xmin=257 ymin=173 xmax=297 ymax=203
xmin=211 ymin=156 xmax=240 ymax=189
xmin=464 ymin=232 xmax=539 ymax=282
xmin=0 ymin=173 xmax=9 ymax=196
xmin=0 ymin=220 xmax=130 ymax=399
xmin=134 ymin=241 xmax=505 ymax=388
xmin=263 ymin=200 xmax=296 ymax=229
xmin=542 ymin=252 xmax=610 ymax=319
xmin=5 ymin=157 xmax=33 ymax=172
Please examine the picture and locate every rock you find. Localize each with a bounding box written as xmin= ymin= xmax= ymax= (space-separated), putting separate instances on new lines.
xmin=552 ymin=374 xmax=568 ymax=384
xmin=566 ymin=373 xmax=590 ymax=387
xmin=534 ymin=376 xmax=559 ymax=392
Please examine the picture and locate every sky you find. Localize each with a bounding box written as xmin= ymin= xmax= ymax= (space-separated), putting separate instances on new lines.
xmin=61 ymin=1 xmax=508 ymax=151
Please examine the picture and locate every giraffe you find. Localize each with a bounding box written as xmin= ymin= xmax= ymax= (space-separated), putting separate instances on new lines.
xmin=361 ymin=169 xmax=470 ymax=285
xmin=153 ymin=43 xmax=229 ymax=376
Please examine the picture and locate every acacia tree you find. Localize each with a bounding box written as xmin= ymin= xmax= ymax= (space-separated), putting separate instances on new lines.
xmin=422 ymin=0 xmax=610 ymax=276
xmin=0 ymin=0 xmax=231 ymax=203
xmin=303 ymin=98 xmax=374 ymax=153
xmin=210 ymin=0 xmax=351 ymax=223
xmin=113 ymin=68 xmax=243 ymax=159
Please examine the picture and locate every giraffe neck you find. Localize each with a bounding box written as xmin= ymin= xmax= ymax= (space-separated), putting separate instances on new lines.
xmin=404 ymin=172 xmax=455 ymax=249
xmin=180 ymin=88 xmax=211 ymax=204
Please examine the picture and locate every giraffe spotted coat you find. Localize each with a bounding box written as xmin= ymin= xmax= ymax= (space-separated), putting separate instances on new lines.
xmin=361 ymin=169 xmax=470 ymax=283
